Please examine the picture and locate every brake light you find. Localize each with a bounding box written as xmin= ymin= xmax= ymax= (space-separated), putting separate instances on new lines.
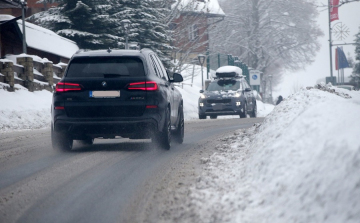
xmin=146 ymin=105 xmax=158 ymax=109
xmin=55 ymin=106 xmax=65 ymax=110
xmin=55 ymin=82 xmax=82 ymax=92
xmin=127 ymin=81 xmax=158 ymax=91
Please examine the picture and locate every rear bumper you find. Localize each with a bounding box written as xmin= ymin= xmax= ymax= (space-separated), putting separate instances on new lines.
xmin=54 ymin=118 xmax=158 ymax=139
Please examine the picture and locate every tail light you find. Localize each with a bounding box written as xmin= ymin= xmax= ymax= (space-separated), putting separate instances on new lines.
xmin=127 ymin=81 xmax=158 ymax=91
xmin=146 ymin=105 xmax=158 ymax=109
xmin=55 ymin=82 xmax=82 ymax=92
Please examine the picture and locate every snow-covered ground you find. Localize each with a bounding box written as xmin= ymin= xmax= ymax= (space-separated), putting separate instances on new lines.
xmin=184 ymin=84 xmax=360 ymax=222
xmin=0 ymin=64 xmax=273 ymax=132
xmin=0 ymin=83 xmax=52 ymax=132
xmin=1 ymin=62 xmax=359 ymax=221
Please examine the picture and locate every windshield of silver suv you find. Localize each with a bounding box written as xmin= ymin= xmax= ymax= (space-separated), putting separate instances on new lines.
xmin=206 ymin=79 xmax=242 ymax=91
xmin=66 ymin=56 xmax=145 ymax=77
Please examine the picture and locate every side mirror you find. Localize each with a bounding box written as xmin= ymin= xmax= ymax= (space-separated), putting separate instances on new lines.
xmin=245 ymin=88 xmax=252 ymax=92
xmin=166 ymin=70 xmax=173 ymax=80
xmin=170 ymin=73 xmax=183 ymax=83
xmin=199 ymin=90 xmax=204 ymax=93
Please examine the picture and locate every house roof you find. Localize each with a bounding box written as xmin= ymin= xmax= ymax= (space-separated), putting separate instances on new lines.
xmin=17 ymin=19 xmax=79 ymax=59
xmin=172 ymin=0 xmax=225 ymax=17
xmin=1 ymin=15 xmax=79 ymax=59
xmin=0 ymin=0 xmax=21 ymax=9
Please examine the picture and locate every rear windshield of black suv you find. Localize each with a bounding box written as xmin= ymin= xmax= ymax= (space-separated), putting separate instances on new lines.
xmin=66 ymin=57 xmax=145 ymax=77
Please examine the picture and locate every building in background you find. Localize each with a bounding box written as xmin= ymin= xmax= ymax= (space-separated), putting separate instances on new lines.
xmin=0 ymin=14 xmax=78 ymax=63
xmin=0 ymin=0 xmax=58 ymax=17
xmin=0 ymin=0 xmax=21 ymax=17
xmin=170 ymin=0 xmax=225 ymax=64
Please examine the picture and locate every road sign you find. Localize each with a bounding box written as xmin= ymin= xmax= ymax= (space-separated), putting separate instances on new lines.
xmin=250 ymin=70 xmax=261 ymax=85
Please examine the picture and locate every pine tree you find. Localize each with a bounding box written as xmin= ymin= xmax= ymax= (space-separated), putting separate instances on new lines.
xmin=28 ymin=0 xmax=173 ymax=66
xmin=351 ymin=26 xmax=360 ymax=89
xmin=29 ymin=0 xmax=124 ymax=49
xmin=114 ymin=0 xmax=173 ymax=66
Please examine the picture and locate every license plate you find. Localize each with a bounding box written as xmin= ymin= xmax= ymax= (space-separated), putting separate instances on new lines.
xmin=90 ymin=91 xmax=120 ymax=98
xmin=212 ymin=104 xmax=223 ymax=110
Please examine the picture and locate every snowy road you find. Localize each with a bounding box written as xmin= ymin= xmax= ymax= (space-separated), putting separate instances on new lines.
xmin=0 ymin=117 xmax=263 ymax=223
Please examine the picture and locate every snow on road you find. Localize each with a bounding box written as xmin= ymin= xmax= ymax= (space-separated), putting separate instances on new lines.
xmin=184 ymin=85 xmax=360 ymax=223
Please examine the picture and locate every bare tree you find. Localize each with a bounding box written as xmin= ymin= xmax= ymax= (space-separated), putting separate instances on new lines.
xmin=210 ymin=0 xmax=323 ymax=87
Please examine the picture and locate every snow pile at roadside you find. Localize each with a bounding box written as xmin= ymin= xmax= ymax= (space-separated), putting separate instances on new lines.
xmin=0 ymin=86 xmax=52 ymax=132
xmin=189 ymin=87 xmax=360 ymax=222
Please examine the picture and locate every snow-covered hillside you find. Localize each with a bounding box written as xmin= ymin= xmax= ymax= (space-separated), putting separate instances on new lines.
xmin=180 ymin=85 xmax=360 ymax=222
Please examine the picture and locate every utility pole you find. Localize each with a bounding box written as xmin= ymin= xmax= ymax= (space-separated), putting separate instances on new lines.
xmin=328 ymin=0 xmax=333 ymax=79
xmin=20 ymin=0 xmax=27 ymax=54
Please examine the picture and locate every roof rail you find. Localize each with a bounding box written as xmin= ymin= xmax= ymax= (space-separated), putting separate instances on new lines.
xmin=75 ymin=49 xmax=90 ymax=54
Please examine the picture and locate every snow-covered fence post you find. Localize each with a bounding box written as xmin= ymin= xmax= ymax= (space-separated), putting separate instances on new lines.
xmin=17 ymin=56 xmax=34 ymax=92
xmin=43 ymin=61 xmax=54 ymax=88
xmin=0 ymin=61 xmax=15 ymax=91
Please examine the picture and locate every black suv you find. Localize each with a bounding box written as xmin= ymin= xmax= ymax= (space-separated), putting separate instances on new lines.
xmin=198 ymin=66 xmax=257 ymax=119
xmin=51 ymin=49 xmax=184 ymax=151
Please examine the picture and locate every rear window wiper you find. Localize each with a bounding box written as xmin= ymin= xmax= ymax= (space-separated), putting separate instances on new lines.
xmin=103 ymin=73 xmax=129 ymax=78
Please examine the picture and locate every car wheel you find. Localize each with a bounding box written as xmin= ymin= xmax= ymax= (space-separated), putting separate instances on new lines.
xmin=239 ymin=103 xmax=247 ymax=118
xmin=154 ymin=107 xmax=171 ymax=150
xmin=250 ymin=103 xmax=257 ymax=118
xmin=79 ymin=137 xmax=94 ymax=145
xmin=199 ymin=114 xmax=206 ymax=119
xmin=210 ymin=115 xmax=217 ymax=119
xmin=51 ymin=125 xmax=73 ymax=151
xmin=174 ymin=105 xmax=184 ymax=144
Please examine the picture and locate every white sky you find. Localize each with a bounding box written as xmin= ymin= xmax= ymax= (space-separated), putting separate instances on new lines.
xmin=274 ymin=0 xmax=360 ymax=97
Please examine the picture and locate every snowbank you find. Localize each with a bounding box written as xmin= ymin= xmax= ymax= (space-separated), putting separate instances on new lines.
xmin=0 ymin=88 xmax=52 ymax=132
xmin=188 ymin=87 xmax=360 ymax=222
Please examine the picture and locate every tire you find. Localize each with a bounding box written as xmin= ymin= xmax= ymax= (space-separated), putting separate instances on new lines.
xmin=239 ymin=103 xmax=247 ymax=118
xmin=199 ymin=114 xmax=206 ymax=119
xmin=154 ymin=107 xmax=171 ymax=150
xmin=174 ymin=105 xmax=184 ymax=144
xmin=210 ymin=115 xmax=217 ymax=119
xmin=51 ymin=125 xmax=73 ymax=151
xmin=250 ymin=103 xmax=257 ymax=118
xmin=79 ymin=137 xmax=94 ymax=145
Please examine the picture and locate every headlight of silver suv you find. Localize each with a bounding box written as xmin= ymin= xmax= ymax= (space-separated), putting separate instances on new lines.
xmin=234 ymin=92 xmax=241 ymax=98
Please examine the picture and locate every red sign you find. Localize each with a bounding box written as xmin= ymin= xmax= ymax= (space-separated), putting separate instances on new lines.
xmin=330 ymin=0 xmax=339 ymax=22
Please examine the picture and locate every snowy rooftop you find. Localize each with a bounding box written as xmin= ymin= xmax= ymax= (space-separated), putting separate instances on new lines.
xmin=0 ymin=14 xmax=17 ymax=21
xmin=17 ymin=20 xmax=79 ymax=59
xmin=1 ymin=15 xmax=79 ymax=59
xmin=172 ymin=0 xmax=225 ymax=16
xmin=216 ymin=66 xmax=243 ymax=76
